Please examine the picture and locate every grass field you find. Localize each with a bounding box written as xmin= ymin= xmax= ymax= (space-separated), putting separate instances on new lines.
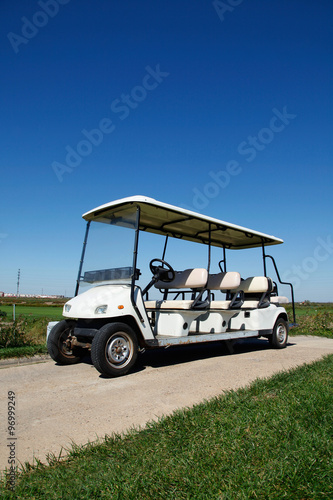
xmin=286 ymin=303 xmax=333 ymax=339
xmin=0 ymin=299 xmax=64 ymax=358
xmin=0 ymin=305 xmax=63 ymax=321
xmin=1 ymin=355 xmax=332 ymax=499
xmin=286 ymin=302 xmax=332 ymax=316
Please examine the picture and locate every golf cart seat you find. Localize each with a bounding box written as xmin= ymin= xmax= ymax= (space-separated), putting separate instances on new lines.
xmin=270 ymin=296 xmax=289 ymax=304
xmin=145 ymin=268 xmax=208 ymax=310
xmin=235 ymin=276 xmax=274 ymax=309
xmin=207 ymin=271 xmax=242 ymax=309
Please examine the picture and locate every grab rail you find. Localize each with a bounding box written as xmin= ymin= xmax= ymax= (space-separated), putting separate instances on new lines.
xmin=263 ymin=252 xmax=297 ymax=325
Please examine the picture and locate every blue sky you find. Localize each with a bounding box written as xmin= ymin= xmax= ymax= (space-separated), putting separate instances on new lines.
xmin=0 ymin=0 xmax=332 ymax=301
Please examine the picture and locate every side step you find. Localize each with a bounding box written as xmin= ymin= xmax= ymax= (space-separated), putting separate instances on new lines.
xmin=146 ymin=330 xmax=261 ymax=347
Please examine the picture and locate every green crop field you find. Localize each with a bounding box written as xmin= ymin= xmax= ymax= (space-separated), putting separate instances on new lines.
xmin=0 ymin=305 xmax=63 ymax=321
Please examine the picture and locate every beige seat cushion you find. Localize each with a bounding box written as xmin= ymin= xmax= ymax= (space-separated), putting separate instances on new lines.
xmin=145 ymin=300 xmax=194 ymax=310
xmin=270 ymin=296 xmax=289 ymax=304
xmin=208 ymin=301 xmax=232 ymax=310
xmin=154 ymin=268 xmax=208 ymax=290
xmin=207 ymin=271 xmax=241 ymax=291
xmin=234 ymin=276 xmax=271 ymax=294
xmin=240 ymin=301 xmax=261 ymax=309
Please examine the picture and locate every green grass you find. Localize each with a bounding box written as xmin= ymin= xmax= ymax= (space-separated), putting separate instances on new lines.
xmin=285 ymin=303 xmax=333 ymax=339
xmin=0 ymin=317 xmax=56 ymax=359
xmin=286 ymin=302 xmax=333 ymax=317
xmin=0 ymin=305 xmax=63 ymax=322
xmin=0 ymin=345 xmax=48 ymax=359
xmin=1 ymin=355 xmax=332 ymax=499
xmin=0 ymin=303 xmax=64 ymax=359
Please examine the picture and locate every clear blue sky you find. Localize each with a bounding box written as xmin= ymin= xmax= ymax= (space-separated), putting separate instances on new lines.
xmin=1 ymin=0 xmax=332 ymax=301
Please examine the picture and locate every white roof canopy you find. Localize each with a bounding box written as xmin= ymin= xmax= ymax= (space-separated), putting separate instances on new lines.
xmin=82 ymin=196 xmax=283 ymax=250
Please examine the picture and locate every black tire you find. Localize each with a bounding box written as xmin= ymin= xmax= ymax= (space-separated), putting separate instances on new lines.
xmin=47 ymin=320 xmax=82 ymax=364
xmin=269 ymin=317 xmax=288 ymax=349
xmin=91 ymin=323 xmax=138 ymax=377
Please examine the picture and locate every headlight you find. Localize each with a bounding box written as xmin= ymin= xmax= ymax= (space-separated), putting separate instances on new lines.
xmin=95 ymin=305 xmax=108 ymax=314
xmin=64 ymin=304 xmax=72 ymax=313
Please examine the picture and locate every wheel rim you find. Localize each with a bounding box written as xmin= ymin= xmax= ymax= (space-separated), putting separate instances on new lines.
xmin=59 ymin=329 xmax=74 ymax=357
xmin=276 ymin=323 xmax=287 ymax=344
xmin=106 ymin=333 xmax=132 ymax=368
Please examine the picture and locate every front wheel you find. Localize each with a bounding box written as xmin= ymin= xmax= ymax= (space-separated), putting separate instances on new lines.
xmin=269 ymin=317 xmax=288 ymax=349
xmin=91 ymin=323 xmax=138 ymax=377
xmin=47 ymin=320 xmax=82 ymax=364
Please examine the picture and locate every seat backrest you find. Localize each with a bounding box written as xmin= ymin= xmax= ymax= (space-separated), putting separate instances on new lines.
xmin=154 ymin=268 xmax=208 ymax=290
xmin=235 ymin=276 xmax=273 ymax=295
xmin=207 ymin=271 xmax=241 ymax=291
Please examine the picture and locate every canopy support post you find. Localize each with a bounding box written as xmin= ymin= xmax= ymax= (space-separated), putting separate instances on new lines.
xmin=131 ymin=206 xmax=144 ymax=322
xmin=75 ymin=221 xmax=91 ymax=297
xmin=162 ymin=235 xmax=169 ymax=260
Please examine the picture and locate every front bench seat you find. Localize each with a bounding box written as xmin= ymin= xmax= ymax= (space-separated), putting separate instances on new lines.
xmin=145 ymin=268 xmax=208 ymax=310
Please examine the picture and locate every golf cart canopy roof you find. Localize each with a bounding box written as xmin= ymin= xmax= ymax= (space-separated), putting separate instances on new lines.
xmin=82 ymin=196 xmax=283 ymax=250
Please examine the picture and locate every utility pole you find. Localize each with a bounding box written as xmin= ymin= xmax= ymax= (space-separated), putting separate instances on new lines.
xmin=17 ymin=269 xmax=20 ymax=297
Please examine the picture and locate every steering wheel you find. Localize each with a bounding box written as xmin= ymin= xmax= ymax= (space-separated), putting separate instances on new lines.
xmin=149 ymin=259 xmax=175 ymax=283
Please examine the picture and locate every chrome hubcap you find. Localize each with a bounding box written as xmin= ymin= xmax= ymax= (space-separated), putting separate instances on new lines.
xmin=107 ymin=335 xmax=130 ymax=365
xmin=277 ymin=324 xmax=286 ymax=343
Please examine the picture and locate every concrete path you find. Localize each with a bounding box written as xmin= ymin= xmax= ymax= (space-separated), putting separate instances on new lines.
xmin=1 ymin=335 xmax=333 ymax=471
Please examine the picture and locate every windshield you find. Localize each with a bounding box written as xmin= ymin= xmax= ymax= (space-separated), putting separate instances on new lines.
xmin=78 ymin=207 xmax=137 ymax=289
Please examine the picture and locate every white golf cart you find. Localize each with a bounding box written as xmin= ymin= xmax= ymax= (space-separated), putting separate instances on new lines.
xmin=47 ymin=195 xmax=296 ymax=377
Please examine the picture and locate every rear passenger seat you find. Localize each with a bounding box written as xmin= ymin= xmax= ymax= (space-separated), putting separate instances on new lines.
xmin=208 ymin=274 xmax=289 ymax=309
xmin=270 ymin=295 xmax=289 ymax=304
xmin=207 ymin=271 xmax=241 ymax=309
xmin=232 ymin=276 xmax=273 ymax=309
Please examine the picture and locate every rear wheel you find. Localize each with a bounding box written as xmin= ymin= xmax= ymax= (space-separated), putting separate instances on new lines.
xmin=91 ymin=323 xmax=138 ymax=377
xmin=269 ymin=317 xmax=288 ymax=349
xmin=47 ymin=320 xmax=82 ymax=364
